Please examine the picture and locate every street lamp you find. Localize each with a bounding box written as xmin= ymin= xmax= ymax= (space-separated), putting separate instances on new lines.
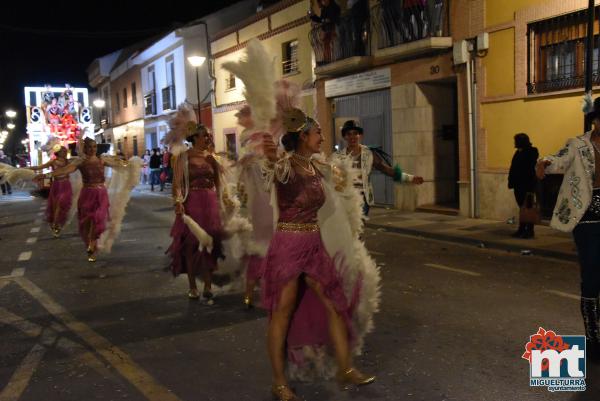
xmin=93 ymin=98 xmax=106 ymax=108
xmin=187 ymin=56 xmax=207 ymax=123
xmin=6 ymin=123 xmax=15 ymax=130
xmin=5 ymin=110 xmax=16 ymax=118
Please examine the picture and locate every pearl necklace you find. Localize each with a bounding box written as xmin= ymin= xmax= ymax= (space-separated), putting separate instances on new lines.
xmin=292 ymin=153 xmax=315 ymax=175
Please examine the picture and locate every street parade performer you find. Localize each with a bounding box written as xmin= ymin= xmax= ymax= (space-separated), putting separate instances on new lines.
xmin=536 ymin=93 xmax=600 ymax=360
xmin=336 ymin=119 xmax=424 ymax=215
xmin=234 ymin=105 xmax=274 ymax=309
xmin=164 ymin=104 xmax=250 ymax=304
xmin=37 ymin=137 xmax=142 ymax=262
xmin=28 ymin=142 xmax=73 ymax=237
xmin=223 ymin=38 xmax=381 ymax=401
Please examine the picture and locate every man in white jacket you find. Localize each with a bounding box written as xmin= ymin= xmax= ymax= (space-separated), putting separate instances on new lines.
xmin=336 ymin=120 xmax=423 ymax=215
xmin=536 ymin=96 xmax=600 ymax=359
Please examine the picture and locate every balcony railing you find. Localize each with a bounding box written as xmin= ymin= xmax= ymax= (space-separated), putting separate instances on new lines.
xmin=162 ymin=85 xmax=176 ymax=111
xmin=144 ymin=91 xmax=156 ymax=116
xmin=372 ymin=0 xmax=449 ymax=50
xmin=309 ymin=9 xmax=370 ymax=66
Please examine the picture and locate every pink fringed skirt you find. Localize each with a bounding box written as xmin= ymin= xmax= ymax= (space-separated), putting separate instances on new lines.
xmin=262 ymin=230 xmax=359 ymax=368
xmin=167 ymin=188 xmax=224 ymax=276
xmin=46 ymin=178 xmax=72 ymax=227
xmin=77 ymin=186 xmax=109 ymax=244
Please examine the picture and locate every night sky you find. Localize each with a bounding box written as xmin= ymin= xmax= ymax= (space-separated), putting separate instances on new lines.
xmin=0 ymin=0 xmax=243 ymax=153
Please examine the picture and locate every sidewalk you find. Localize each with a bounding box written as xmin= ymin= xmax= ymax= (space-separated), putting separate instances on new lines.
xmin=131 ymin=185 xmax=578 ymax=261
xmin=366 ymin=207 xmax=577 ymax=261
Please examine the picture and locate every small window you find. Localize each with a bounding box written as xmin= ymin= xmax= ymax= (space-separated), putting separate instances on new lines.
xmin=123 ymin=88 xmax=128 ymax=108
xmin=282 ymin=40 xmax=299 ymax=75
xmin=133 ymin=135 xmax=138 ymax=156
xmin=131 ymin=82 xmax=137 ymax=106
xmin=115 ymin=92 xmax=120 ymax=112
xmin=226 ymin=72 xmax=236 ymax=90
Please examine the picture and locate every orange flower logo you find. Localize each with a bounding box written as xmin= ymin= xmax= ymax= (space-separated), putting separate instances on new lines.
xmin=522 ymin=327 xmax=570 ymax=372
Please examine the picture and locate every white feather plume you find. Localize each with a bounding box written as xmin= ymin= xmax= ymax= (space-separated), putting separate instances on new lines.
xmin=65 ymin=170 xmax=82 ymax=227
xmin=222 ymin=39 xmax=276 ymax=131
xmin=98 ymin=156 xmax=143 ymax=253
xmin=182 ymin=214 xmax=213 ymax=253
xmin=4 ymin=168 xmax=36 ymax=186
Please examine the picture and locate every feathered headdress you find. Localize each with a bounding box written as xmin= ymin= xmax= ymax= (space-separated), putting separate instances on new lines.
xmin=164 ymin=103 xmax=197 ymax=156
xmin=41 ymin=137 xmax=63 ymax=156
xmin=222 ymin=39 xmax=277 ymax=132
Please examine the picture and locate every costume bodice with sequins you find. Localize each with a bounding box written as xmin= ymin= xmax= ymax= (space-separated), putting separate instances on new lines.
xmin=277 ymin=170 xmax=325 ymax=224
xmin=79 ymin=158 xmax=105 ymax=185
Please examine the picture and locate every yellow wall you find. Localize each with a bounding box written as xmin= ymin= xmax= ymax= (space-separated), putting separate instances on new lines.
xmin=212 ymin=33 xmax=237 ymax=54
xmin=212 ymin=18 xmax=314 ymax=152
xmin=483 ymin=28 xmax=515 ymax=97
xmin=271 ymin=0 xmax=310 ymax=29
xmin=485 ymin=0 xmax=549 ymax=26
xmin=483 ymin=95 xmax=585 ymax=168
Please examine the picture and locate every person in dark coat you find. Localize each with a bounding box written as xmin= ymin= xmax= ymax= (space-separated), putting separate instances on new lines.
xmin=508 ymin=133 xmax=539 ymax=238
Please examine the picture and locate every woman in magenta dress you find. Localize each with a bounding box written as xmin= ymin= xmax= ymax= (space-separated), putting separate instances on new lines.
xmin=261 ymin=110 xmax=378 ymax=401
xmin=30 ymin=146 xmax=72 ymax=237
xmin=168 ymin=124 xmax=225 ymax=303
xmin=42 ymin=138 xmax=127 ymax=262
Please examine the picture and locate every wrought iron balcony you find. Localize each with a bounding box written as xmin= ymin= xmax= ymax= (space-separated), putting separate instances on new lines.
xmin=309 ymin=9 xmax=370 ymax=67
xmin=372 ymin=0 xmax=449 ymax=50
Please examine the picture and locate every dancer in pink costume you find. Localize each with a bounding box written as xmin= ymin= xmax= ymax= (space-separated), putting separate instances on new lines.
xmin=164 ymin=105 xmax=244 ymax=304
xmin=235 ymin=105 xmax=274 ymax=309
xmin=223 ymin=40 xmax=381 ymax=401
xmin=40 ymin=138 xmax=140 ymax=262
xmin=29 ymin=145 xmax=72 ymax=237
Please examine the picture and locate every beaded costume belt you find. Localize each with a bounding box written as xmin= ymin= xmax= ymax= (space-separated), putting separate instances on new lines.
xmin=276 ymin=222 xmax=319 ymax=232
xmin=83 ymin=183 xmax=105 ymax=188
xmin=189 ymin=185 xmax=215 ymax=191
xmin=54 ymin=176 xmax=69 ymax=181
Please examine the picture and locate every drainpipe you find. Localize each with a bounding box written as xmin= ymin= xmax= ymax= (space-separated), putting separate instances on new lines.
xmin=466 ymin=59 xmax=474 ymax=218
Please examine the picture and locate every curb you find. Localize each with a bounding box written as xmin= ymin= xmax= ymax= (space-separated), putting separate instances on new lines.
xmin=365 ymin=222 xmax=577 ymax=262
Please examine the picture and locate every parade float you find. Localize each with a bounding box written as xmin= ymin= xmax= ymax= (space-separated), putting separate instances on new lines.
xmin=24 ymin=84 xmax=95 ymax=167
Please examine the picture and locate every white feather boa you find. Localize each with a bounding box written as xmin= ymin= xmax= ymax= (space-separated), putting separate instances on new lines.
xmin=97 ymin=156 xmax=143 ymax=253
xmin=3 ymin=168 xmax=36 ymax=186
xmin=65 ymin=170 xmax=83 ymax=227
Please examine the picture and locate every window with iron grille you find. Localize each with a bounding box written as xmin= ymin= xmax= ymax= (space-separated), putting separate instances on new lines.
xmin=282 ymin=40 xmax=299 ymax=75
xmin=115 ymin=92 xmax=120 ymax=112
xmin=527 ymin=8 xmax=600 ymax=94
xmin=123 ymin=87 xmax=128 ymax=108
xmin=226 ymin=72 xmax=236 ymax=90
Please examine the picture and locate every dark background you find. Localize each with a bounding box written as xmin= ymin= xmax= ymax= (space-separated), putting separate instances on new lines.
xmin=0 ymin=0 xmax=246 ymax=156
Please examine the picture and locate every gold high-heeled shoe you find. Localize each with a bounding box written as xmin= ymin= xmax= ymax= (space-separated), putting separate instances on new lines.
xmin=336 ymin=367 xmax=375 ymax=389
xmin=243 ymin=295 xmax=254 ymax=309
xmin=203 ymin=290 xmax=214 ymax=305
xmin=51 ymin=225 xmax=61 ymax=238
xmin=271 ymin=384 xmax=298 ymax=401
xmin=86 ymin=246 xmax=96 ymax=262
xmin=188 ymin=289 xmax=200 ymax=299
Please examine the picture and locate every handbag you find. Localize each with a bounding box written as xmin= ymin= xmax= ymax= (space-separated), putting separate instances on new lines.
xmin=160 ymin=171 xmax=167 ymax=183
xmin=519 ymin=192 xmax=541 ymax=224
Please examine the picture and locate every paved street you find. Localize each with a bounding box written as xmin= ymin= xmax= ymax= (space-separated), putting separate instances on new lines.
xmin=0 ymin=190 xmax=599 ymax=401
